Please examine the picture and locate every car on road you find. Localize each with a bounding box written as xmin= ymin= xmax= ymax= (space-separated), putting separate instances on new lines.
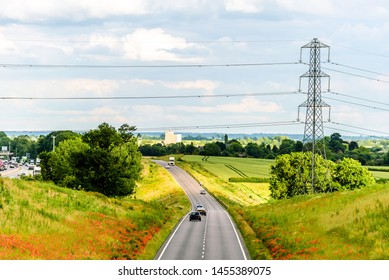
xmin=196 ymin=207 xmax=207 ymax=216
xmin=165 ymin=164 xmax=170 ymax=169
xmin=200 ymin=189 xmax=206 ymax=194
xmin=189 ymin=211 xmax=201 ymax=221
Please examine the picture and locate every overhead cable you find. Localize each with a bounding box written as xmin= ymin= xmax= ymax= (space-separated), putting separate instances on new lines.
xmin=328 ymin=121 xmax=389 ymax=136
xmin=138 ymin=120 xmax=302 ymax=131
xmin=0 ymin=91 xmax=300 ymax=100
xmin=0 ymin=61 xmax=300 ymax=69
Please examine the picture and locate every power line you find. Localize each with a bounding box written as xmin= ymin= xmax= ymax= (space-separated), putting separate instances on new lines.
xmin=0 ymin=61 xmax=300 ymax=69
xmin=328 ymin=61 xmax=389 ymax=78
xmin=323 ymin=125 xmax=381 ymax=137
xmin=328 ymin=121 xmax=389 ymax=136
xmin=0 ymin=91 xmax=300 ymax=100
xmin=3 ymin=38 xmax=299 ymax=45
xmin=138 ymin=120 xmax=302 ymax=131
xmin=326 ymin=91 xmax=389 ymax=107
xmin=322 ymin=66 xmax=389 ymax=84
xmin=322 ymin=96 xmax=389 ymax=112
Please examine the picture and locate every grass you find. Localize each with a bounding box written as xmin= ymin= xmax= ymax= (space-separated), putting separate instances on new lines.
xmin=0 ymin=158 xmax=190 ymax=260
xmin=178 ymin=155 xmax=389 ymax=260
xmin=238 ymin=184 xmax=389 ymax=259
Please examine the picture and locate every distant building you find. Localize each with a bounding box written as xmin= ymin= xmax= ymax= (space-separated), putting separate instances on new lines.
xmin=164 ymin=130 xmax=182 ymax=145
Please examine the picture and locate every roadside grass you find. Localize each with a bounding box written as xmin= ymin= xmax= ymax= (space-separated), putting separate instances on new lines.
xmin=239 ymin=184 xmax=389 ymax=259
xmin=178 ymin=155 xmax=389 ymax=260
xmin=0 ymin=158 xmax=189 ymax=260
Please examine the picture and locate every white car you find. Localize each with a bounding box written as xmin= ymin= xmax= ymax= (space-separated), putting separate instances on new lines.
xmin=200 ymin=189 xmax=206 ymax=195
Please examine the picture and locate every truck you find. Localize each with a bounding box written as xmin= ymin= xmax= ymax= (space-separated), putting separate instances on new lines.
xmin=168 ymin=156 xmax=175 ymax=166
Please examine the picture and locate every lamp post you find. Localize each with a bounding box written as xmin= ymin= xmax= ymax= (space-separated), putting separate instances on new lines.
xmin=52 ymin=136 xmax=56 ymax=151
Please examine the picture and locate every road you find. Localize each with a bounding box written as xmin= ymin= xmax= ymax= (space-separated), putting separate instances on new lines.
xmin=154 ymin=160 xmax=249 ymax=260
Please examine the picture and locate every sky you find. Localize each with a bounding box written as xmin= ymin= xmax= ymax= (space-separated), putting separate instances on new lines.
xmin=1 ymin=0 xmax=389 ymax=137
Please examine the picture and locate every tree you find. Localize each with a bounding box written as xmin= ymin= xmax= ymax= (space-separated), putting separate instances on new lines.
xmin=39 ymin=138 xmax=89 ymax=184
xmin=202 ymin=143 xmax=221 ymax=156
xmin=37 ymin=130 xmax=80 ymax=154
xmin=328 ymin=133 xmax=345 ymax=153
xmin=75 ymin=123 xmax=141 ymax=196
xmin=278 ymin=139 xmax=296 ymax=155
xmin=40 ymin=123 xmax=142 ymax=197
xmin=269 ymin=152 xmax=333 ymax=199
xmin=269 ymin=152 xmax=375 ymax=200
xmin=332 ymin=158 xmax=375 ymax=190
xmin=227 ymin=140 xmax=244 ymax=156
xmin=349 ymin=141 xmax=359 ymax=151
xmin=246 ymin=143 xmax=261 ymax=158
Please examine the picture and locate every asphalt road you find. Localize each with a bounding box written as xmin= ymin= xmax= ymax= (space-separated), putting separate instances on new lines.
xmin=154 ymin=160 xmax=249 ymax=260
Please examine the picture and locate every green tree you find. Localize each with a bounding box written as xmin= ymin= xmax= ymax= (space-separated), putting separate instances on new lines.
xmin=40 ymin=123 xmax=142 ymax=197
xmin=328 ymin=133 xmax=346 ymax=153
xmin=269 ymin=152 xmax=333 ymax=199
xmin=332 ymin=157 xmax=375 ymax=190
xmin=278 ymin=139 xmax=296 ymax=155
xmin=39 ymin=138 xmax=89 ymax=184
xmin=203 ymin=143 xmax=222 ymax=156
xmin=348 ymin=141 xmax=359 ymax=151
xmin=37 ymin=130 xmax=80 ymax=154
xmin=75 ymin=123 xmax=142 ymax=196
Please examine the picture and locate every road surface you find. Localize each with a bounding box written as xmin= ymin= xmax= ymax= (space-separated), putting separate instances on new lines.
xmin=154 ymin=160 xmax=249 ymax=260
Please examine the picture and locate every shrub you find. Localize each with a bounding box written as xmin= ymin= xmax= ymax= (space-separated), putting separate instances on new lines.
xmin=269 ymin=152 xmax=374 ymax=199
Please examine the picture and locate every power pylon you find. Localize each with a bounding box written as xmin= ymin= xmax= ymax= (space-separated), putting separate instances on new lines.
xmin=298 ymin=38 xmax=331 ymax=191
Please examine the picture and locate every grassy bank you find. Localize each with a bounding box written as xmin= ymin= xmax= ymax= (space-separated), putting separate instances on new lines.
xmin=0 ymin=158 xmax=189 ymax=259
xmin=178 ymin=155 xmax=389 ymax=259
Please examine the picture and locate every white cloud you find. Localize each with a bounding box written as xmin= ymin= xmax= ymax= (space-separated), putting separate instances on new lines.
xmin=275 ymin=0 xmax=334 ymax=15
xmin=161 ymin=80 xmax=219 ymax=94
xmin=225 ymin=0 xmax=264 ymax=13
xmin=176 ymin=97 xmax=281 ymax=113
xmin=0 ymin=0 xmax=149 ymax=21
xmin=122 ymin=28 xmax=203 ymax=62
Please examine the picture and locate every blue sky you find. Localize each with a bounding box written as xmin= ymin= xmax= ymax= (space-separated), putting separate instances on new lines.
xmin=1 ymin=0 xmax=389 ymax=137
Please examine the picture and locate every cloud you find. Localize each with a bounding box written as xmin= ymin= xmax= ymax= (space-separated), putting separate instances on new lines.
xmin=176 ymin=97 xmax=281 ymax=113
xmin=122 ymin=28 xmax=204 ymax=62
xmin=275 ymin=0 xmax=334 ymax=16
xmin=225 ymin=0 xmax=264 ymax=13
xmin=0 ymin=0 xmax=150 ymax=21
xmin=161 ymin=80 xmax=219 ymax=94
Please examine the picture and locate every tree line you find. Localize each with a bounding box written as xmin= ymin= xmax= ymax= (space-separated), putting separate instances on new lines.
xmin=139 ymin=132 xmax=389 ymax=167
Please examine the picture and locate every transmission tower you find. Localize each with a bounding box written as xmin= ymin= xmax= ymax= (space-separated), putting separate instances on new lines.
xmin=298 ymin=38 xmax=331 ymax=191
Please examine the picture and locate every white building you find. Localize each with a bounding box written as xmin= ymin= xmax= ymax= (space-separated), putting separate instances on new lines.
xmin=164 ymin=130 xmax=182 ymax=145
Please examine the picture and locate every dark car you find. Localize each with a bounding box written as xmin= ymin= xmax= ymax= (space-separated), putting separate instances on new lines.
xmin=189 ymin=211 xmax=201 ymax=221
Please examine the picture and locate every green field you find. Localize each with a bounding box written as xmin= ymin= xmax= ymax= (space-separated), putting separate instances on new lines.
xmin=181 ymin=155 xmax=273 ymax=180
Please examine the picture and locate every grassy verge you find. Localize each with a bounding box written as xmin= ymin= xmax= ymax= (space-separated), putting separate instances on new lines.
xmin=0 ymin=158 xmax=189 ymax=259
xmin=178 ymin=155 xmax=389 ymax=260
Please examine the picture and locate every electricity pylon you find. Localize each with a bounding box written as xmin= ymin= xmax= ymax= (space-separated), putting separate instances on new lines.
xmin=298 ymin=38 xmax=331 ymax=191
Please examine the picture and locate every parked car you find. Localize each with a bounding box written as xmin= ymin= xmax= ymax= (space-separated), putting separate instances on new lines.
xmin=189 ymin=211 xmax=201 ymax=221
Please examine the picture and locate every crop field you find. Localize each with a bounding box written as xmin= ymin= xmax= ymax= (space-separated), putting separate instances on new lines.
xmin=180 ymin=155 xmax=273 ymax=180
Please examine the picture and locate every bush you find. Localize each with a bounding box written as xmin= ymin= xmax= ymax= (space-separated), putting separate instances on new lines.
xmin=269 ymin=152 xmax=374 ymax=199
xmin=332 ymin=158 xmax=375 ymax=190
xmin=228 ymin=177 xmax=270 ymax=183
